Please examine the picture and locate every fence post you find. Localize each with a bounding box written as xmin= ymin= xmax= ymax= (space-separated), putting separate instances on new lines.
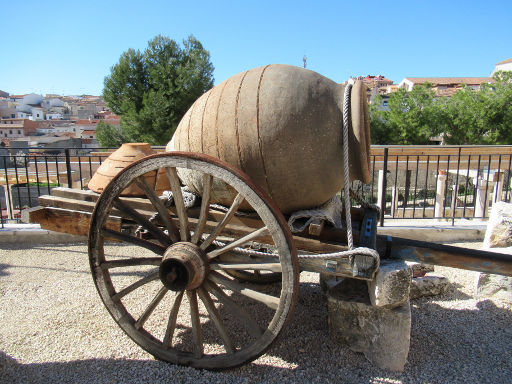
xmin=379 ymin=147 xmax=388 ymax=226
xmin=450 ymin=184 xmax=458 ymax=219
xmin=493 ymin=171 xmax=504 ymax=203
xmin=65 ymin=148 xmax=72 ymax=188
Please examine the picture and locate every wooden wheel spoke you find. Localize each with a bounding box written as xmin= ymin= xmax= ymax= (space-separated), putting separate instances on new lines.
xmin=135 ymin=286 xmax=168 ymax=330
xmin=217 ymin=252 xmax=278 ymax=264
xmin=112 ymin=270 xmax=159 ymax=301
xmin=210 ymin=262 xmax=282 ymax=273
xmin=163 ymin=291 xmax=184 ymax=348
xmin=207 ymin=226 xmax=268 ymax=259
xmin=101 ymin=257 xmax=162 ymax=269
xmin=165 ymin=167 xmax=190 ymax=242
xmin=200 ymin=193 xmax=245 ymax=250
xmin=134 ymin=176 xmax=179 ymax=243
xmin=191 ymin=174 xmax=213 ymax=244
xmin=101 ymin=228 xmax=166 ymax=255
xmin=208 ymin=271 xmax=280 ymax=310
xmin=186 ymin=290 xmax=203 ymax=358
xmin=203 ymin=280 xmax=263 ymax=338
xmin=113 ymin=198 xmax=172 ymax=246
xmin=197 ymin=287 xmax=235 ymax=354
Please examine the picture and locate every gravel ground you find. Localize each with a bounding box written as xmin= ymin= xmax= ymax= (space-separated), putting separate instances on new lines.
xmin=1 ymin=241 xmax=511 ymax=384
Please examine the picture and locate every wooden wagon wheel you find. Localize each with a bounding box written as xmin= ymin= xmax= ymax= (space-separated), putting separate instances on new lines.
xmin=88 ymin=152 xmax=299 ymax=369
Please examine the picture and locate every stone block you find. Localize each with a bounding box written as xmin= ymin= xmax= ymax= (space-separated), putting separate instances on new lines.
xmin=327 ymin=280 xmax=411 ymax=372
xmin=475 ymin=272 xmax=512 ymax=302
xmin=367 ymin=260 xmax=412 ymax=308
xmin=475 ymin=202 xmax=512 ymax=302
xmin=410 ymin=273 xmax=449 ymax=299
xmin=483 ymin=201 xmax=512 ymax=248
xmin=405 ymin=261 xmax=435 ymax=278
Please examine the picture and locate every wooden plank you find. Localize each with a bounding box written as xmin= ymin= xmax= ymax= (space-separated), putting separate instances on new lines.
xmin=50 ymin=188 xmax=161 ymax=213
xmin=30 ymin=206 xmax=121 ymax=237
xmin=37 ymin=189 xmax=357 ymax=253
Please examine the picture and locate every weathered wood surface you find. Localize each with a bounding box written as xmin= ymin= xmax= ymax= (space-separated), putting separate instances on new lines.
xmin=27 ymin=206 xmax=121 ymax=237
xmin=36 ymin=188 xmax=354 ymax=254
xmin=30 ymin=188 xmax=377 ymax=279
xmin=30 ymin=188 xmax=512 ymax=277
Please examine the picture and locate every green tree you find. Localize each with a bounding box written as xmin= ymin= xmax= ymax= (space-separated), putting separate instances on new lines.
xmin=103 ymin=35 xmax=214 ymax=145
xmin=96 ymin=120 xmax=128 ymax=147
xmin=370 ymin=84 xmax=441 ymax=144
xmin=369 ymin=95 xmax=393 ymax=144
xmin=440 ymin=71 xmax=512 ymax=144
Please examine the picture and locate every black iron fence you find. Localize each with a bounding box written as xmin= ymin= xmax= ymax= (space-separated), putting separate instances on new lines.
xmin=1 ymin=145 xmax=512 ymax=229
xmin=355 ymin=145 xmax=512 ymax=225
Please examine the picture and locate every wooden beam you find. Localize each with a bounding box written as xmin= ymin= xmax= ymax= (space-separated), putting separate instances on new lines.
xmin=28 ymin=206 xmax=121 ymax=237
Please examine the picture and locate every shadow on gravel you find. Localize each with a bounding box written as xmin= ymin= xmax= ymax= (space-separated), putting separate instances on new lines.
xmin=407 ymin=299 xmax=512 ymax=383
xmin=1 ymin=296 xmax=511 ymax=384
xmin=0 ymin=263 xmax=11 ymax=276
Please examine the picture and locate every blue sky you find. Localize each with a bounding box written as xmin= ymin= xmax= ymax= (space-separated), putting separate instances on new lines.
xmin=1 ymin=0 xmax=511 ymax=96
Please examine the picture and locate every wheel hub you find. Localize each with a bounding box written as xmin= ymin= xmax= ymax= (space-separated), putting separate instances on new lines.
xmin=159 ymin=242 xmax=209 ymax=291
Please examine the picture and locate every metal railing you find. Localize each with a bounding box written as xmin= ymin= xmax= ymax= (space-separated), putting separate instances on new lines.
xmin=357 ymin=145 xmax=512 ymax=226
xmin=1 ymin=145 xmax=511 ymax=228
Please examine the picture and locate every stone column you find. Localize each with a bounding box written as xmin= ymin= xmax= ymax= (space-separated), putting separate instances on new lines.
xmin=435 ymin=171 xmax=447 ymax=219
xmin=3 ymin=183 xmax=13 ymax=220
xmin=474 ymin=177 xmax=494 ymax=218
xmin=390 ymin=186 xmax=398 ymax=217
xmin=377 ymin=170 xmax=385 ymax=210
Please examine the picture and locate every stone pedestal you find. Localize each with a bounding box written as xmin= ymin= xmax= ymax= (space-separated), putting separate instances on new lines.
xmin=327 ymin=278 xmax=411 ymax=372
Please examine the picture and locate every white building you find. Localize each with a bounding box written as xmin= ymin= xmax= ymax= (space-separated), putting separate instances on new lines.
xmin=491 ymin=58 xmax=512 ymax=76
xmin=17 ymin=111 xmax=32 ymax=119
xmin=46 ymin=112 xmax=63 ymax=120
xmin=31 ymin=107 xmax=45 ymax=120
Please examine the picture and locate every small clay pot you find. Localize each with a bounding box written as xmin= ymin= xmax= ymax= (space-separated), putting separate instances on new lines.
xmin=88 ymin=143 xmax=170 ymax=196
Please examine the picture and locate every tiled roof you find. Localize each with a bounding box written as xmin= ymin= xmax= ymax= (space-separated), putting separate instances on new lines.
xmin=404 ymin=77 xmax=492 ymax=85
xmin=496 ymin=58 xmax=512 ymax=65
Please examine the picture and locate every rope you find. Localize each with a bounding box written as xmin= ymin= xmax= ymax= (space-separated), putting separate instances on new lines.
xmin=343 ymin=83 xmax=353 ymax=249
xmin=211 ymin=238 xmax=379 ymax=263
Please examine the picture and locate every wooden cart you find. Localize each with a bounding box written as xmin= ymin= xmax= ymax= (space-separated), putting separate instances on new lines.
xmin=27 ymin=152 xmax=512 ymax=370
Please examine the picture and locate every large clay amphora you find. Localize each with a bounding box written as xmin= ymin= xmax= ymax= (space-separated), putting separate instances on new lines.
xmin=167 ymin=64 xmax=370 ymax=214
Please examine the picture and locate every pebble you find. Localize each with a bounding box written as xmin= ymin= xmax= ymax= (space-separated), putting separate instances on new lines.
xmin=0 ymin=241 xmax=510 ymax=383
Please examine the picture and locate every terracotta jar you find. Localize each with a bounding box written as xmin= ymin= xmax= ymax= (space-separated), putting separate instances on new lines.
xmin=88 ymin=143 xmax=170 ymax=196
xmin=167 ymin=64 xmax=371 ymax=214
